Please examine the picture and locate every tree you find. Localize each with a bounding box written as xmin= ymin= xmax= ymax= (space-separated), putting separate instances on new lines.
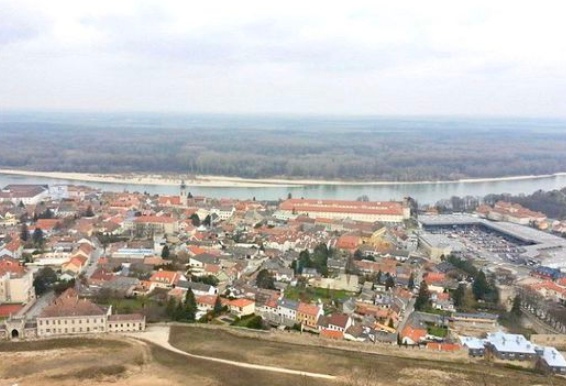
xmin=161 ymin=245 xmax=170 ymax=259
xmin=174 ymin=300 xmax=185 ymax=321
xmin=385 ymin=275 xmax=395 ymax=291
xmin=472 ymin=271 xmax=489 ymax=301
xmin=32 ymin=227 xmax=45 ymax=249
xmin=190 ymin=213 xmax=200 ymax=226
xmin=353 ymin=249 xmax=364 ymax=261
xmin=20 ymin=223 xmax=29 ymax=242
xmin=256 ymin=269 xmax=276 ymax=290
xmin=203 ymin=214 xmax=211 ymax=227
xmin=356 ymin=195 xmax=370 ymax=202
xmin=184 ymin=288 xmax=197 ymax=321
xmin=287 ymin=192 xmax=292 ymax=199
xmin=213 ymin=296 xmax=224 ymax=316
xmin=194 ymin=275 xmax=219 ymax=287
xmin=453 ymin=283 xmax=466 ymax=308
xmin=511 ymin=295 xmax=522 ymax=316
xmin=407 ymin=273 xmax=415 ymax=290
xmin=85 ymin=205 xmax=95 ymax=217
xmin=33 ymin=267 xmax=58 ymax=295
xmin=297 ymin=250 xmax=311 ymax=274
xmin=165 ymin=297 xmax=177 ymax=319
xmin=414 ymin=281 xmax=431 ymax=311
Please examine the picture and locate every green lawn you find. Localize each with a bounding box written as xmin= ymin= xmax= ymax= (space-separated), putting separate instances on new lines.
xmin=284 ymin=286 xmax=354 ymax=304
xmin=427 ymin=325 xmax=448 ymax=338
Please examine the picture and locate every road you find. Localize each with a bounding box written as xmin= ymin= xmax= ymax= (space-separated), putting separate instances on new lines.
xmin=124 ymin=325 xmax=336 ymax=380
xmin=20 ymin=291 xmax=56 ymax=320
xmin=85 ymin=240 xmax=104 ymax=278
xmin=521 ymin=308 xmax=561 ymax=334
xmin=397 ymin=297 xmax=416 ymax=334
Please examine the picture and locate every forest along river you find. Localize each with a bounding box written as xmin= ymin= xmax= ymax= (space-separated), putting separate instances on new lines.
xmin=1 ymin=173 xmax=566 ymax=205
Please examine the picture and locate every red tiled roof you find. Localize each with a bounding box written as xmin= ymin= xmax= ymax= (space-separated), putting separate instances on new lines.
xmin=320 ymin=329 xmax=344 ymax=339
xmin=426 ymin=342 xmax=461 ymax=352
xmin=297 ymin=302 xmax=320 ymax=317
xmin=229 ymin=298 xmax=254 ymax=308
xmin=35 ymin=219 xmax=61 ymax=231
xmin=401 ymin=325 xmax=427 ymax=343
xmin=150 ymin=270 xmax=181 ymax=285
xmin=0 ymin=303 xmax=24 ymax=318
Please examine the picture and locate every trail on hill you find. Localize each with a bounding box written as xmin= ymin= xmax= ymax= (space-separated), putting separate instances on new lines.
xmin=124 ymin=325 xmax=337 ymax=380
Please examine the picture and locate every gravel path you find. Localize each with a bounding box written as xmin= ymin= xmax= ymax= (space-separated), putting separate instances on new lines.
xmin=124 ymin=325 xmax=337 ymax=380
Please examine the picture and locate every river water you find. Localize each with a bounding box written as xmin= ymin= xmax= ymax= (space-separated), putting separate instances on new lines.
xmin=1 ymin=173 xmax=566 ymax=204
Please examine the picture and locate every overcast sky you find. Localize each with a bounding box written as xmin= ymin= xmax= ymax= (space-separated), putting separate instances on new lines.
xmin=1 ymin=1 xmax=565 ymax=116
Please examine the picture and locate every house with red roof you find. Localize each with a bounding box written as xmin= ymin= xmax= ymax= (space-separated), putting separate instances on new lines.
xmin=227 ymin=298 xmax=255 ymax=317
xmin=149 ymin=270 xmax=184 ymax=289
xmin=400 ymin=325 xmax=427 ymax=345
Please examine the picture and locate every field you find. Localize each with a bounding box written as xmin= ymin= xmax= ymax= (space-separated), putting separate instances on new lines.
xmin=169 ymin=325 xmax=566 ymax=386
xmin=0 ymin=335 xmax=328 ymax=386
xmin=283 ymin=286 xmax=354 ymax=305
xmin=1 ymin=326 xmax=565 ymax=385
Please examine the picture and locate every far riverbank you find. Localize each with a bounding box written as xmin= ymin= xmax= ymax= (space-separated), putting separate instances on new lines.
xmin=1 ymin=169 xmax=565 ymax=204
xmin=1 ymin=169 xmax=565 ymax=189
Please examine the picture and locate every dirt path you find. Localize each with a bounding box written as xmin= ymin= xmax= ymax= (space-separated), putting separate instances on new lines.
xmin=123 ymin=325 xmax=337 ymax=380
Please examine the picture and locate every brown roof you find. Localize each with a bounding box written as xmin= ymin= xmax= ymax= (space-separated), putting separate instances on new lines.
xmin=280 ymin=199 xmax=405 ymax=216
xmin=134 ymin=216 xmax=176 ymax=224
xmin=108 ymin=313 xmax=144 ymax=321
xmin=39 ymin=288 xmax=106 ymax=318
xmin=327 ymin=313 xmax=350 ymax=329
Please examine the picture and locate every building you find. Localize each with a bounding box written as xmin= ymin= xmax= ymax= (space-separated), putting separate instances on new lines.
xmin=484 ymin=331 xmax=537 ymax=361
xmin=0 ymin=258 xmax=35 ymax=303
xmin=227 ymin=298 xmax=255 ymax=317
xmin=210 ymin=206 xmax=235 ymax=221
xmin=536 ymin=347 xmax=566 ymax=374
xmin=35 ymin=288 xmax=145 ymax=338
xmin=0 ymin=184 xmax=49 ymax=205
xmin=296 ymin=302 xmax=324 ymax=329
xmin=125 ymin=216 xmax=179 ymax=234
xmin=276 ymin=199 xmax=410 ymax=223
xmin=459 ymin=336 xmax=486 ymax=357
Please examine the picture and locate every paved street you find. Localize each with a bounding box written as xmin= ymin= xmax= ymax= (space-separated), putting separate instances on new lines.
xmin=21 ymin=291 xmax=56 ymax=320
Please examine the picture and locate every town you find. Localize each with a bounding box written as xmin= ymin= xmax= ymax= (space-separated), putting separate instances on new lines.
xmin=1 ymin=182 xmax=566 ymax=378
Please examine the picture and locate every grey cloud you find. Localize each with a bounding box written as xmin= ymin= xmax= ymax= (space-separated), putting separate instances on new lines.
xmin=0 ymin=3 xmax=50 ymax=46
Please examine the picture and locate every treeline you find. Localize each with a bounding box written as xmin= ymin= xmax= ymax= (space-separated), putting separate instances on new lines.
xmin=436 ymin=188 xmax=566 ymax=220
xmin=484 ymin=188 xmax=566 ymax=220
xmin=2 ymin=116 xmax=566 ymax=181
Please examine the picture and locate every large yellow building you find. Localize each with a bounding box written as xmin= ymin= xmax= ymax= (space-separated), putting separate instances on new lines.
xmin=277 ymin=199 xmax=410 ymax=223
xmin=36 ymin=288 xmax=145 ymax=338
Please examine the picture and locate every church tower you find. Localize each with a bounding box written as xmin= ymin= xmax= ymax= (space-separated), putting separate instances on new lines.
xmin=180 ymin=180 xmax=187 ymax=207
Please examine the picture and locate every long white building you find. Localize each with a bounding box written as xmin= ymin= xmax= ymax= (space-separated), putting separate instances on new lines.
xmin=276 ymin=198 xmax=410 ymax=223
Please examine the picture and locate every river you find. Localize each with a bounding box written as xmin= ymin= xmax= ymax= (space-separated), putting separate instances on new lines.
xmin=2 ymin=173 xmax=566 ymax=204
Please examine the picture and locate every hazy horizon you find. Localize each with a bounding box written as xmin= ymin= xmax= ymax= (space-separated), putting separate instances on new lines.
xmin=1 ymin=1 xmax=565 ymax=117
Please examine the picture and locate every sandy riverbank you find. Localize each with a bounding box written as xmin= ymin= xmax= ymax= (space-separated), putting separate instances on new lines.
xmin=0 ymin=169 xmax=565 ymax=188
